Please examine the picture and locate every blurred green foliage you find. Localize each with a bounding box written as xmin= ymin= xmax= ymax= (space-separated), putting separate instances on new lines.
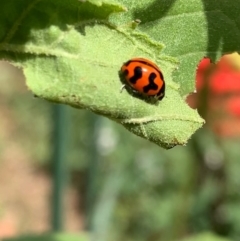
xmin=4 ymin=233 xmax=88 ymax=241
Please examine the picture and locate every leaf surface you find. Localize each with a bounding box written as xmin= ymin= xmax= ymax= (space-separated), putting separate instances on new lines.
xmin=0 ymin=0 xmax=206 ymax=148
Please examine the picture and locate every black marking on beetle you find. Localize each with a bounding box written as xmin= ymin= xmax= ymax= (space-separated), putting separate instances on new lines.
xmin=129 ymin=59 xmax=154 ymax=68
xmin=129 ymin=66 xmax=142 ymax=84
xmin=159 ymin=71 xmax=164 ymax=81
xmin=143 ymin=72 xmax=158 ymax=93
xmin=124 ymin=60 xmax=132 ymax=66
xmin=123 ymin=69 xmax=129 ymax=76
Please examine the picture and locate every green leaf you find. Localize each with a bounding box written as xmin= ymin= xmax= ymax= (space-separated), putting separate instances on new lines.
xmin=3 ymin=233 xmax=88 ymax=241
xmin=88 ymin=0 xmax=123 ymax=7
xmin=110 ymin=0 xmax=240 ymax=95
xmin=0 ymin=0 xmax=204 ymax=149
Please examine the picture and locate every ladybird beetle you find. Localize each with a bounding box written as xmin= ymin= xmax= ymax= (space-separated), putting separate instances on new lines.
xmin=120 ymin=58 xmax=165 ymax=100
